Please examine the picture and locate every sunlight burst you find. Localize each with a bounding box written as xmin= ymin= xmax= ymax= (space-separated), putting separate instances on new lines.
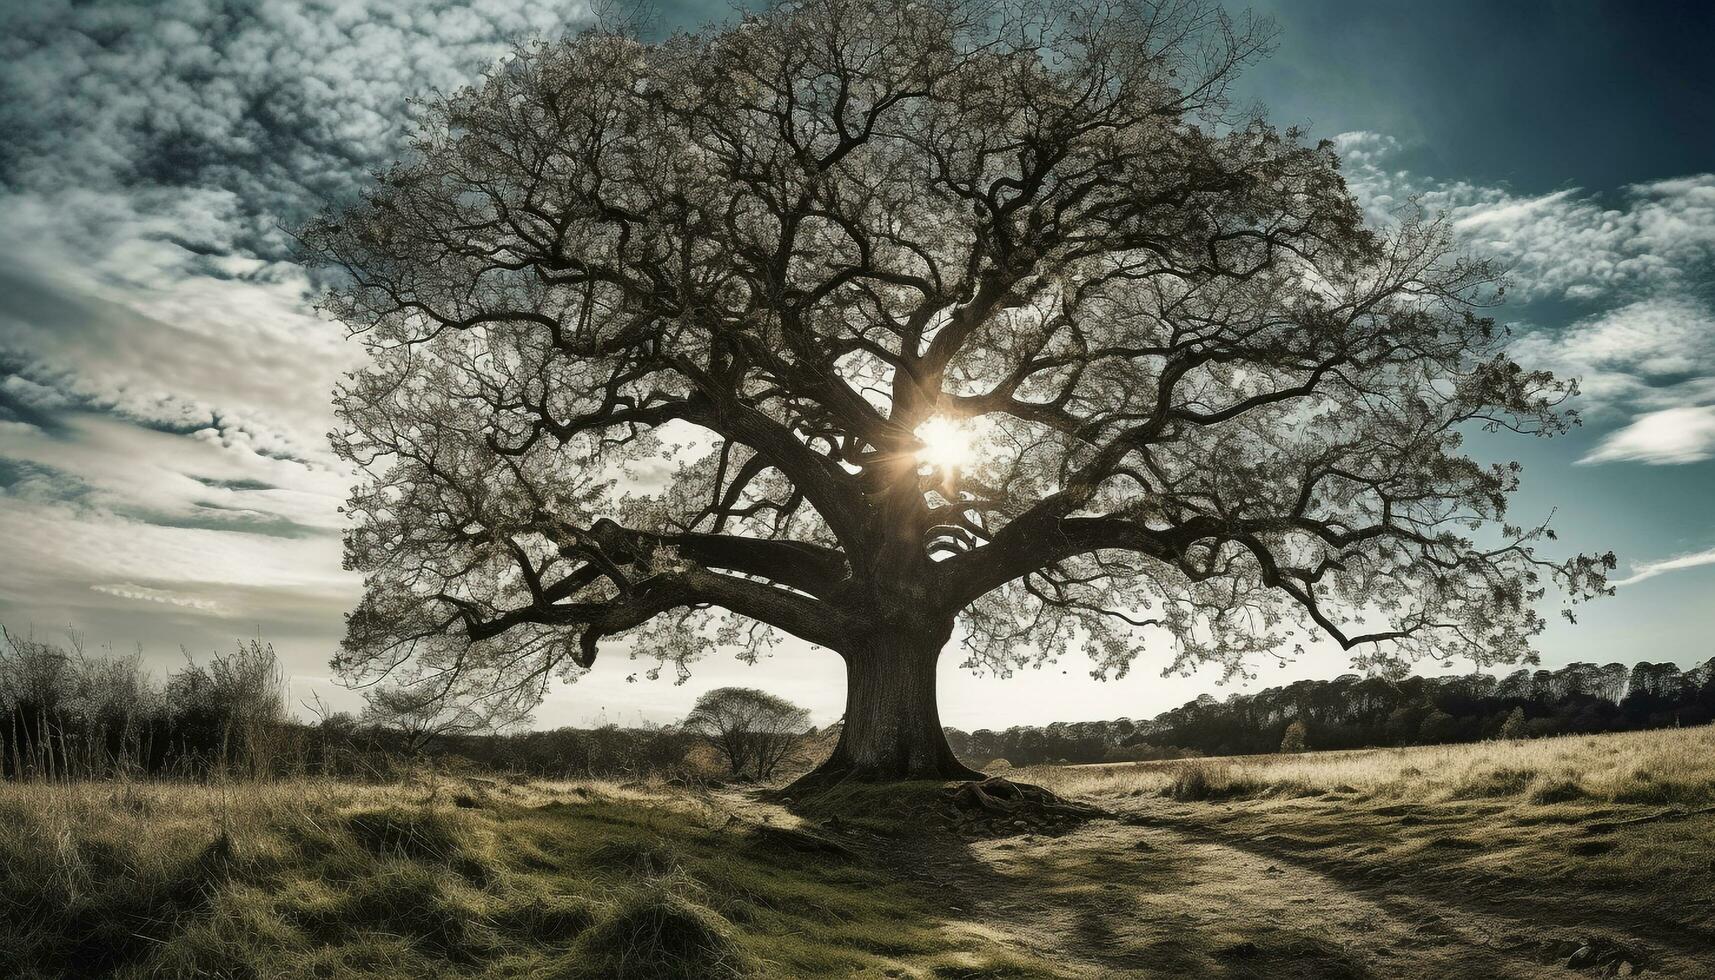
xmin=914 ymin=416 xmax=976 ymax=473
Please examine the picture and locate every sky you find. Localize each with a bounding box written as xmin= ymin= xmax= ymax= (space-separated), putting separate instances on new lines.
xmin=0 ymin=0 xmax=1711 ymax=731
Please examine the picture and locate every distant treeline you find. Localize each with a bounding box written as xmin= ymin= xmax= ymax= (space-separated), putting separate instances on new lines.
xmin=10 ymin=623 xmax=1713 ymax=780
xmin=0 ymin=628 xmax=699 ymax=782
xmin=946 ymin=658 xmax=1715 ymax=766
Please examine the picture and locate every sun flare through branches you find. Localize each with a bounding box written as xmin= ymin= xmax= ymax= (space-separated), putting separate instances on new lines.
xmin=913 ymin=416 xmax=977 ymax=475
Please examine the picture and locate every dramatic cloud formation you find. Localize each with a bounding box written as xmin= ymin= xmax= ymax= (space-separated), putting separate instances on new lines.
xmin=1 ymin=0 xmax=587 ymax=456
xmin=0 ymin=0 xmax=587 ymax=703
xmin=1507 ymin=298 xmax=1715 ymax=464
xmin=1336 ymin=133 xmax=1715 ymax=303
xmin=1337 ymin=132 xmax=1715 ymax=469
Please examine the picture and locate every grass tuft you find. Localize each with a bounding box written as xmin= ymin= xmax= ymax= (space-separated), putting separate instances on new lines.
xmin=494 ymin=893 xmax=601 ymax=945
xmin=586 ymin=838 xmax=683 ymax=877
xmin=1449 ymin=766 xmax=1538 ymax=799
xmin=345 ymin=807 xmax=465 ymax=863
xmin=559 ymin=884 xmax=750 ymax=980
xmin=1165 ymin=761 xmax=1262 ymax=801
xmin=1526 ymin=775 xmax=1589 ymax=805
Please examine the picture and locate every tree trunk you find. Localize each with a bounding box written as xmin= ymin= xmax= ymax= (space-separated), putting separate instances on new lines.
xmin=793 ymin=629 xmax=983 ymax=787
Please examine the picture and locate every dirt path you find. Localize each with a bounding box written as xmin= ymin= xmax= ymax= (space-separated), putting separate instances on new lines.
xmin=719 ymin=790 xmax=1672 ymax=978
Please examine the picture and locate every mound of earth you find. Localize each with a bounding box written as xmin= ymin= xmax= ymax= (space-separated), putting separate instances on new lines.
xmin=778 ymin=774 xmax=1109 ymax=841
xmin=566 ymin=886 xmax=749 ymax=980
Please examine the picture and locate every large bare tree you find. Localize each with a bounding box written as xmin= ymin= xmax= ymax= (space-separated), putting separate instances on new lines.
xmin=304 ymin=0 xmax=1612 ymax=783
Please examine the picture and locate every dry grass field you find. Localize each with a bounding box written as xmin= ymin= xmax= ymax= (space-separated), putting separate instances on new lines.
xmin=1005 ymin=726 xmax=1715 ymax=977
xmin=1031 ymin=724 xmax=1715 ymax=807
xmin=0 ymin=774 xmax=1055 ymax=979
xmin=3 ymin=726 xmax=1711 ymax=978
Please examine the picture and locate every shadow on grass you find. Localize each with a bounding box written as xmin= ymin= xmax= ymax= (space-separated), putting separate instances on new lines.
xmin=781 ymin=779 xmax=1375 ymax=979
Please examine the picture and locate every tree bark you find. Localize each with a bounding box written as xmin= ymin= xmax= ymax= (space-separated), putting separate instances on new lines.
xmin=792 ymin=628 xmax=984 ymax=787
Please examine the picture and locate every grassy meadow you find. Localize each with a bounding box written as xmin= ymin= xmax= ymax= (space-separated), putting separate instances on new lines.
xmin=0 ymin=775 xmax=1051 ymax=979
xmin=1030 ymin=723 xmax=1715 ymax=806
xmin=1020 ymin=726 xmax=1715 ymax=976
xmin=4 ymin=726 xmax=1713 ymax=977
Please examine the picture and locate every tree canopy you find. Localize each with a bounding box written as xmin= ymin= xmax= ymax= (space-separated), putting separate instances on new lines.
xmin=303 ymin=0 xmax=1611 ymax=780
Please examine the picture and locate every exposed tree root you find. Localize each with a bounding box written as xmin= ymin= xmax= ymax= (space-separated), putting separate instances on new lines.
xmin=769 ymin=772 xmax=1108 ymax=841
xmin=781 ymin=758 xmax=985 ymax=796
xmin=941 ymin=777 xmax=1109 ymax=838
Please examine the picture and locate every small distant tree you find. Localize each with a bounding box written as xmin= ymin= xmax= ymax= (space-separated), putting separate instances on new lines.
xmin=1278 ymin=719 xmax=1308 ymax=754
xmin=683 ymin=687 xmax=810 ymax=779
xmin=1498 ymin=706 xmax=1528 ymax=740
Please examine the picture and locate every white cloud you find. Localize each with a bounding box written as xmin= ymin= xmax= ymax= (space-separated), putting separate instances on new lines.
xmin=1580 ymin=405 xmax=1715 ymax=465
xmin=1334 ymin=133 xmax=1715 ymax=468
xmin=0 ymin=0 xmax=587 ymax=693
xmin=0 ymin=0 xmax=586 ymax=215
xmin=1335 ymin=132 xmax=1715 ymax=303
xmin=1509 ymin=297 xmax=1715 ymax=415
xmin=0 ymin=211 xmax=352 ymax=469
xmin=1612 ymin=545 xmax=1715 ymax=587
xmin=91 ymin=583 xmax=228 ymax=615
xmin=1 ymin=374 xmax=71 ymax=410
xmin=0 ymin=412 xmax=348 ymax=530
xmin=0 ymin=0 xmax=592 ymax=467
